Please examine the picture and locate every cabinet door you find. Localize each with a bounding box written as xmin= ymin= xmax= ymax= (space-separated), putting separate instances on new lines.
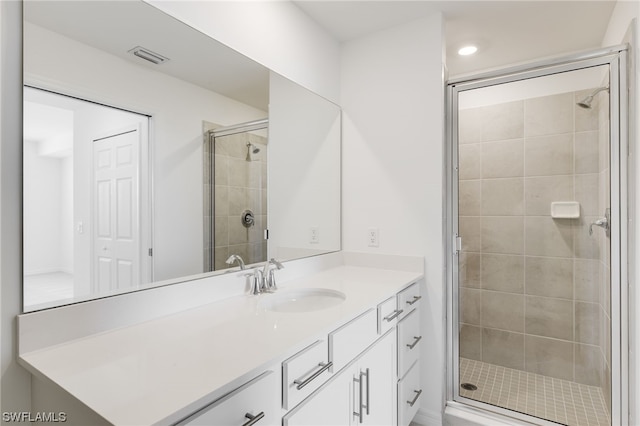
xmin=284 ymin=368 xmax=352 ymax=426
xmin=353 ymin=329 xmax=397 ymax=426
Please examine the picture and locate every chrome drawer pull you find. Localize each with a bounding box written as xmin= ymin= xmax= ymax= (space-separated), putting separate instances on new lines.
xmin=406 ymin=336 xmax=422 ymax=350
xmin=294 ymin=362 xmax=332 ymax=390
xmin=407 ymin=389 xmax=422 ymax=407
xmin=383 ymin=309 xmax=404 ymax=322
xmin=406 ymin=295 xmax=422 ymax=305
xmin=242 ymin=412 xmax=265 ymax=426
xmin=353 ymin=374 xmax=364 ymax=423
xmin=364 ymin=368 xmax=370 ymax=415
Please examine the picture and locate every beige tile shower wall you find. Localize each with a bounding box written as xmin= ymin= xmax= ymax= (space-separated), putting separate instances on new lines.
xmin=213 ymin=132 xmax=268 ymax=270
xmin=458 ymin=89 xmax=607 ymax=390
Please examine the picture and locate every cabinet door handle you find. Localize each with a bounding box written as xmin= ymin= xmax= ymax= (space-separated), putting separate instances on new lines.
xmin=293 ymin=362 xmax=332 ymax=390
xmin=407 ymin=389 xmax=422 ymax=407
xmin=364 ymin=368 xmax=370 ymax=416
xmin=242 ymin=412 xmax=265 ymax=426
xmin=406 ymin=295 xmax=422 ymax=305
xmin=353 ymin=372 xmax=364 ymax=423
xmin=384 ymin=309 xmax=403 ymax=322
xmin=406 ymin=336 xmax=422 ymax=350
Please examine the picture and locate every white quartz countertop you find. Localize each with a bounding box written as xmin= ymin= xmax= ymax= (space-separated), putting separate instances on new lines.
xmin=19 ymin=265 xmax=422 ymax=426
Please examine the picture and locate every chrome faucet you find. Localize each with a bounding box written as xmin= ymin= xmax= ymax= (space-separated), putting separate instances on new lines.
xmin=225 ymin=254 xmax=246 ymax=270
xmin=262 ymin=258 xmax=284 ymax=292
xmin=246 ymin=258 xmax=284 ymax=294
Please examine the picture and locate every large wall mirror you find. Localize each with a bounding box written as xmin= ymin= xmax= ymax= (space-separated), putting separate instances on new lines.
xmin=23 ymin=0 xmax=341 ymax=312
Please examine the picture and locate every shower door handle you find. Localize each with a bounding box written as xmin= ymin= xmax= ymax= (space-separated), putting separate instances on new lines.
xmin=589 ymin=208 xmax=610 ymax=237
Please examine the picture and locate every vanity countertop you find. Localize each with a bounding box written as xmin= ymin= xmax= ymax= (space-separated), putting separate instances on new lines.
xmin=18 ymin=265 xmax=422 ymax=425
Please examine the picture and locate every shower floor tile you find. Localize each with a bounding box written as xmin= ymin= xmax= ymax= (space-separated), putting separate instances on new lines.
xmin=459 ymin=358 xmax=610 ymax=426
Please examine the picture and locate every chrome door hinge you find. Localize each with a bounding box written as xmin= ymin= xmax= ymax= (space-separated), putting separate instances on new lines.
xmin=453 ymin=234 xmax=462 ymax=255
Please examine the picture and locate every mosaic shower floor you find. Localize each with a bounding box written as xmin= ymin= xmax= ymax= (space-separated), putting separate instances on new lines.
xmin=459 ymin=358 xmax=610 ymax=426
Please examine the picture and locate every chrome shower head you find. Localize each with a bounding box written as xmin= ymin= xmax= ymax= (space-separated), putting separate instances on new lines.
xmin=577 ymin=86 xmax=609 ymax=109
xmin=577 ymin=97 xmax=594 ymax=109
xmin=245 ymin=142 xmax=260 ymax=161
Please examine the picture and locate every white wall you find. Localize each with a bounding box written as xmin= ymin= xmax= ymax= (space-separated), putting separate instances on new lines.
xmin=145 ymin=0 xmax=341 ymax=104
xmin=23 ymin=141 xmax=66 ymax=275
xmin=268 ymin=72 xmax=341 ymax=259
xmin=60 ymin=156 xmax=73 ymax=273
xmin=341 ymin=13 xmax=445 ymax=424
xmin=1 ymin=0 xmax=32 ymax=417
xmin=24 ymin=22 xmax=268 ymax=283
xmin=602 ymin=2 xmax=640 ymax=424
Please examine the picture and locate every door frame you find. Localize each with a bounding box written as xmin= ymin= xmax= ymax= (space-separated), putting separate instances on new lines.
xmin=444 ymin=45 xmax=630 ymax=425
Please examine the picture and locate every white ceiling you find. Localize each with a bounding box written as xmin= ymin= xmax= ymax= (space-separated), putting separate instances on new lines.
xmin=24 ymin=0 xmax=617 ymax=106
xmin=24 ymin=1 xmax=270 ymax=111
xmin=293 ymin=0 xmax=618 ymax=76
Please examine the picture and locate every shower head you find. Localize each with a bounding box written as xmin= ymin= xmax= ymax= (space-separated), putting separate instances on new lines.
xmin=577 ymin=86 xmax=609 ymax=109
xmin=245 ymin=142 xmax=260 ymax=161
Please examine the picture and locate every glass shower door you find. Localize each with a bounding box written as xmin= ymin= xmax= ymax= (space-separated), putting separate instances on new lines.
xmin=454 ymin=63 xmax=615 ymax=426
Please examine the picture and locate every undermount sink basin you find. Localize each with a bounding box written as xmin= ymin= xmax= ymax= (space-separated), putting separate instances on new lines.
xmin=260 ymin=288 xmax=346 ymax=313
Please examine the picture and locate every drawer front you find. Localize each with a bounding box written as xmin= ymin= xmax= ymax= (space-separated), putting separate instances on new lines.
xmin=329 ymin=309 xmax=377 ymax=372
xmin=182 ymin=370 xmax=278 ymax=426
xmin=283 ymin=339 xmax=331 ymax=410
xmin=397 ymin=308 xmax=421 ymax=378
xmin=377 ymin=296 xmax=400 ymax=334
xmin=398 ymin=361 xmax=421 ymax=426
xmin=397 ymin=283 xmax=421 ymax=319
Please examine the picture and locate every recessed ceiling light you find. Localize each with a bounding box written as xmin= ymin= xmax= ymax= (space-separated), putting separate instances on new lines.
xmin=458 ymin=45 xmax=478 ymax=56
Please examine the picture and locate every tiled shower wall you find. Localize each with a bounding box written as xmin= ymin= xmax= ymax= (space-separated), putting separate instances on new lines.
xmin=204 ymin=126 xmax=267 ymax=271
xmin=458 ymin=88 xmax=610 ymax=405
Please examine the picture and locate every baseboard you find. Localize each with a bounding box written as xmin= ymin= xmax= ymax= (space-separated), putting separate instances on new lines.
xmin=413 ymin=408 xmax=442 ymax=426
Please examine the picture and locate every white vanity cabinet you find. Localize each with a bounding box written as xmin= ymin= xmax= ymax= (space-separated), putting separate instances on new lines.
xmin=351 ymin=329 xmax=397 ymax=425
xmin=18 ymin=264 xmax=425 ymax=426
xmin=396 ymin=282 xmax=422 ymax=426
xmin=283 ymin=339 xmax=332 ymax=409
xmin=179 ymin=371 xmax=279 ymax=426
xmin=283 ymin=329 xmax=396 ymax=426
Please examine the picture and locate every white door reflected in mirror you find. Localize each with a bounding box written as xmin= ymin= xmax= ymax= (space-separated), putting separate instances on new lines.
xmin=23 ymin=87 xmax=151 ymax=311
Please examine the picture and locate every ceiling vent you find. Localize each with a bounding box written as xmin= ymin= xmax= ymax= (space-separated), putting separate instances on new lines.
xmin=127 ymin=46 xmax=169 ymax=65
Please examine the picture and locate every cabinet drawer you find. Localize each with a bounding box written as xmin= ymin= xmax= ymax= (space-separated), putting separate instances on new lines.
xmin=283 ymin=339 xmax=331 ymax=410
xmin=181 ymin=370 xmax=278 ymax=426
xmin=378 ymin=296 xmax=401 ymax=335
xmin=329 ymin=309 xmax=377 ymax=372
xmin=397 ymin=283 xmax=421 ymax=319
xmin=398 ymin=361 xmax=421 ymax=426
xmin=397 ymin=308 xmax=421 ymax=378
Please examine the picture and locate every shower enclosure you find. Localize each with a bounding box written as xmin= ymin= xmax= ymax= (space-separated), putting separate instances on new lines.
xmin=203 ymin=119 xmax=268 ymax=272
xmin=446 ymin=46 xmax=629 ymax=426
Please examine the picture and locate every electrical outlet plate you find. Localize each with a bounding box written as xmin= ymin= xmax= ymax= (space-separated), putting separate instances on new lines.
xmin=367 ymin=228 xmax=379 ymax=247
xmin=310 ymin=226 xmax=319 ymax=244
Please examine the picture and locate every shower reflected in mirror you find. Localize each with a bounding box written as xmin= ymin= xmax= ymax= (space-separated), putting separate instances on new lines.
xmin=204 ymin=120 xmax=268 ymax=272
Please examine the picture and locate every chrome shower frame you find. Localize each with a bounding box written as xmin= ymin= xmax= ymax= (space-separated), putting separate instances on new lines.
xmin=444 ymin=44 xmax=631 ymax=425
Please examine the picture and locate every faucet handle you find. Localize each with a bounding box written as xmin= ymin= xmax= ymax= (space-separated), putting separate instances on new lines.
xmin=267 ymin=268 xmax=278 ymax=291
